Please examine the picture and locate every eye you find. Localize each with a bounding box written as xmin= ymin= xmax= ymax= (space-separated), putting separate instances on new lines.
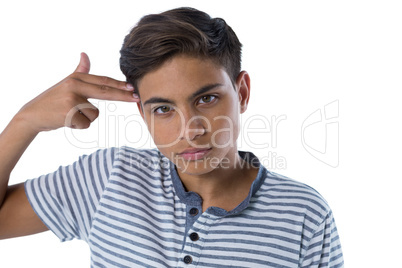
xmin=198 ymin=95 xmax=217 ymax=104
xmin=153 ymin=105 xmax=173 ymax=114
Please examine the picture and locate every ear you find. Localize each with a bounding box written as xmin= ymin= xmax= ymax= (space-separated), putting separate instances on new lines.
xmin=137 ymin=101 xmax=145 ymax=120
xmin=235 ymin=71 xmax=251 ymax=114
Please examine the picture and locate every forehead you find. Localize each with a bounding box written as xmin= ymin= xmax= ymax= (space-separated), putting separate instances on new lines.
xmin=137 ymin=55 xmax=233 ymax=102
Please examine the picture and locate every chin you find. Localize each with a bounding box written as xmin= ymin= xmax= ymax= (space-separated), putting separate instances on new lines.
xmin=174 ymin=156 xmax=220 ymax=175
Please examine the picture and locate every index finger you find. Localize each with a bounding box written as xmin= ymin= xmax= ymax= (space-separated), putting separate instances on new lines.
xmin=71 ymin=78 xmax=140 ymax=102
xmin=71 ymin=72 xmax=134 ymax=92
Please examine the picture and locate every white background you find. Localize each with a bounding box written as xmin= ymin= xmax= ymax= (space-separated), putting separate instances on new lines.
xmin=0 ymin=0 xmax=401 ymax=267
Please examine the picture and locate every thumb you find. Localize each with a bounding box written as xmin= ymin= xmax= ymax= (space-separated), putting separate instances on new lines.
xmin=74 ymin=52 xmax=91 ymax=73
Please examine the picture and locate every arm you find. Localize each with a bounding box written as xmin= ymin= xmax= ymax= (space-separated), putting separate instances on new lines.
xmin=0 ymin=117 xmax=45 ymax=239
xmin=0 ymin=53 xmax=139 ymax=239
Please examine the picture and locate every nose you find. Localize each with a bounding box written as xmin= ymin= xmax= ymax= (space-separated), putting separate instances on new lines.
xmin=179 ymin=109 xmax=208 ymax=141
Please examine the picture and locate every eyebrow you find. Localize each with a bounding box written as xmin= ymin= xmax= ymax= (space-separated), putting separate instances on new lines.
xmin=143 ymin=83 xmax=223 ymax=107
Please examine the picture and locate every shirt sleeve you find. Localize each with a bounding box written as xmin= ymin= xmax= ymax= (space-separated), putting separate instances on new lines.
xmin=24 ymin=147 xmax=118 ymax=242
xmin=300 ymin=210 xmax=344 ymax=268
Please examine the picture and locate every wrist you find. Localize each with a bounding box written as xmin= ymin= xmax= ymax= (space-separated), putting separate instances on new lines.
xmin=11 ymin=112 xmax=41 ymax=137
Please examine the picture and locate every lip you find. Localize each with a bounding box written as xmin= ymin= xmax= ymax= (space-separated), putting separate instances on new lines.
xmin=178 ymin=147 xmax=212 ymax=161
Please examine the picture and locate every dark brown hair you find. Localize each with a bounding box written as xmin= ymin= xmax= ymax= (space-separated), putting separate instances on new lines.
xmin=119 ymin=7 xmax=242 ymax=96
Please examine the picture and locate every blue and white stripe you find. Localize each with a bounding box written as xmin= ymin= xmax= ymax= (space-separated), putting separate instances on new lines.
xmin=25 ymin=146 xmax=343 ymax=267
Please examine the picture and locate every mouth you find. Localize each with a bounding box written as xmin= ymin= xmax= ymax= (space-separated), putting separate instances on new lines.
xmin=177 ymin=147 xmax=212 ymax=161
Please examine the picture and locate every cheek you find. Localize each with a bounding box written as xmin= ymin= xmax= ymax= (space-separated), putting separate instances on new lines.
xmin=210 ymin=109 xmax=240 ymax=147
xmin=146 ymin=117 xmax=182 ymax=146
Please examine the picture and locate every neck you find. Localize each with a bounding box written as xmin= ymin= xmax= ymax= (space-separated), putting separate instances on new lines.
xmin=176 ymin=149 xmax=259 ymax=212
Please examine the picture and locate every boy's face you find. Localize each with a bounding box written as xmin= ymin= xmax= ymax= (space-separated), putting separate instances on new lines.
xmin=137 ymin=55 xmax=250 ymax=175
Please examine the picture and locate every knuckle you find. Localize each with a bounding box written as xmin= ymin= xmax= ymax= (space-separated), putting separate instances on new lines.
xmin=99 ymin=84 xmax=110 ymax=93
xmin=67 ymin=73 xmax=78 ymax=79
xmin=100 ymin=76 xmax=111 ymax=85
xmin=63 ymin=77 xmax=77 ymax=88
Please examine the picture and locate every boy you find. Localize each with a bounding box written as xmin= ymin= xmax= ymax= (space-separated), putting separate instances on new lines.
xmin=0 ymin=7 xmax=343 ymax=267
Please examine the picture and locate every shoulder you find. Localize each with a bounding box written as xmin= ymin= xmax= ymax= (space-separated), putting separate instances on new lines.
xmin=256 ymin=169 xmax=332 ymax=226
xmin=75 ymin=146 xmax=120 ymax=165
xmin=113 ymin=146 xmax=167 ymax=168
xmin=114 ymin=146 xmax=161 ymax=159
xmin=74 ymin=146 xmax=169 ymax=178
xmin=79 ymin=146 xmax=163 ymax=166
xmin=109 ymin=146 xmax=171 ymax=181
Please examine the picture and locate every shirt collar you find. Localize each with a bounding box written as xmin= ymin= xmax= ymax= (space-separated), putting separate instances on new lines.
xmin=168 ymin=150 xmax=267 ymax=217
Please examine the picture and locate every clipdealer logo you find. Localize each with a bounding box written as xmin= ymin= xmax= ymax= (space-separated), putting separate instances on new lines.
xmin=301 ymin=100 xmax=339 ymax=168
xmin=63 ymin=99 xmax=339 ymax=169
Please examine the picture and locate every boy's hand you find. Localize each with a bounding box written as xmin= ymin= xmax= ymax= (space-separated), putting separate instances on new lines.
xmin=16 ymin=52 xmax=139 ymax=133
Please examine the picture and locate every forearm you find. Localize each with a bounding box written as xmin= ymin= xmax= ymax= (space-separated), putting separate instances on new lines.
xmin=0 ymin=115 xmax=38 ymax=206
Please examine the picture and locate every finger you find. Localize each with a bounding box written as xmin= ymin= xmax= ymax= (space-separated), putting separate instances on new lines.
xmin=74 ymin=52 xmax=91 ymax=74
xmin=66 ymin=107 xmax=92 ymax=129
xmin=68 ymin=78 xmax=140 ymax=102
xmin=73 ymin=102 xmax=100 ymax=123
xmin=72 ymin=72 xmax=134 ymax=92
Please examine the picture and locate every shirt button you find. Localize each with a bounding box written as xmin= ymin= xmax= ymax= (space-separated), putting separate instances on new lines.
xmin=189 ymin=208 xmax=199 ymax=216
xmin=183 ymin=255 xmax=193 ymax=264
xmin=189 ymin=232 xmax=199 ymax=241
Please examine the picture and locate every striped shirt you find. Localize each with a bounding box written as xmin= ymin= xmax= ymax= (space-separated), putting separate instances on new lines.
xmin=25 ymin=146 xmax=344 ymax=267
